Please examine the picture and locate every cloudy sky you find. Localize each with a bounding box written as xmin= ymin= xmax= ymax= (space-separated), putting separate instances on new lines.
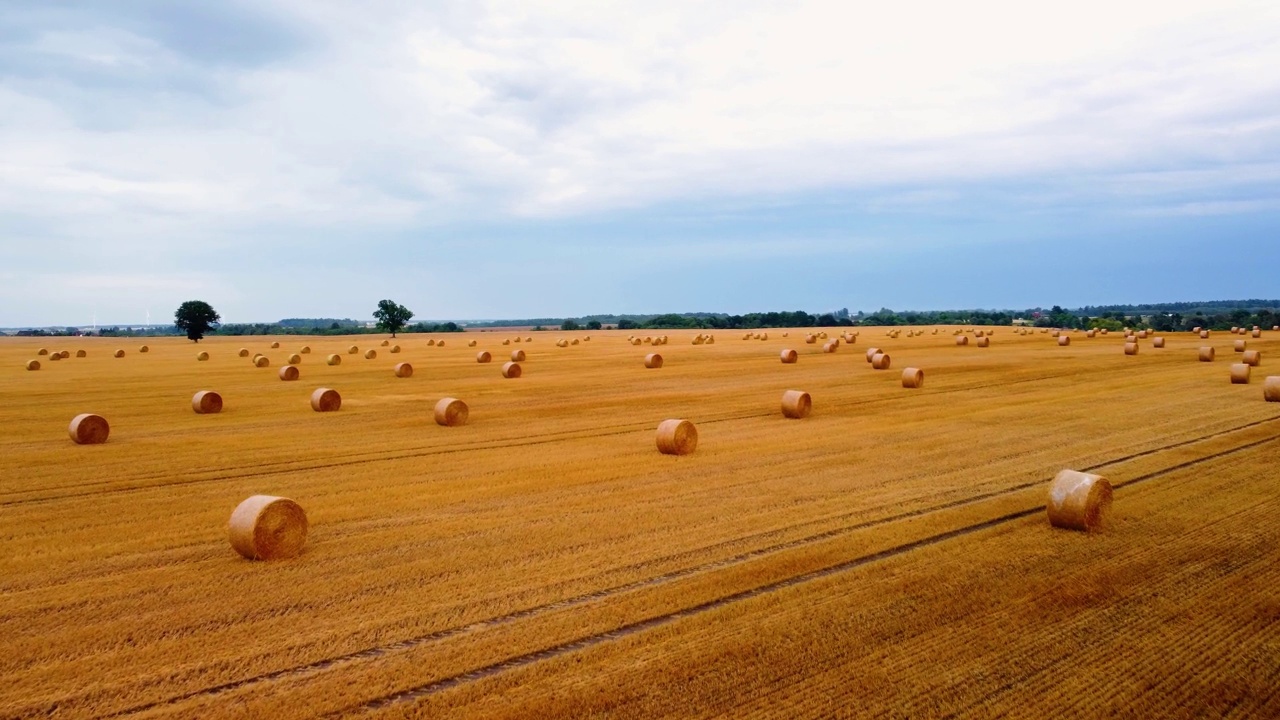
xmin=2 ymin=1 xmax=1278 ymax=326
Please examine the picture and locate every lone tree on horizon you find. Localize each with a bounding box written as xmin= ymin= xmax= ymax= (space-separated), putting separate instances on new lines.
xmin=373 ymin=299 xmax=414 ymax=337
xmin=174 ymin=300 xmax=220 ymax=342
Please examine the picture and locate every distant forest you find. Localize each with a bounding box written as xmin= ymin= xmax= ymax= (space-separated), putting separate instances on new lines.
xmin=11 ymin=300 xmax=1279 ymax=336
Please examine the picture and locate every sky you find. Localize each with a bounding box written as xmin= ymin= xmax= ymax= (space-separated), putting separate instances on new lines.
xmin=2 ymin=0 xmax=1278 ymax=326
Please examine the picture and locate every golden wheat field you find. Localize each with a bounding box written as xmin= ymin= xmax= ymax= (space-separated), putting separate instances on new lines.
xmin=2 ymin=327 xmax=1279 ymax=719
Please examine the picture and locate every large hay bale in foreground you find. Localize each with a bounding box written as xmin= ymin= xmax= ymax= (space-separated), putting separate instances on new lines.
xmin=865 ymin=347 xmax=881 ymax=363
xmin=1047 ymin=469 xmax=1112 ymax=532
xmin=511 ymin=349 xmax=526 ymax=362
xmin=1123 ymin=342 xmax=1138 ymax=355
xmin=25 ymin=359 xmax=40 ymax=371
xmin=278 ymin=366 xmax=299 ymax=381
xmin=393 ymin=362 xmax=413 ymax=378
xmin=228 ymin=495 xmax=307 ymax=561
xmin=310 ymin=388 xmax=341 ymax=412
xmin=327 ymin=354 xmax=341 ymax=366
xmin=1242 ymin=350 xmax=1261 ymax=366
xmin=69 ymin=414 xmax=110 ymax=444
xmin=1199 ymin=347 xmax=1215 ymax=362
xmin=501 ymin=361 xmax=522 ymax=378
xmin=1264 ymin=376 xmax=1280 ymax=402
xmin=239 ymin=348 xmax=250 ymax=357
xmin=656 ymin=419 xmax=698 ymax=455
xmin=1153 ymin=337 xmax=1165 ymax=348
xmin=476 ymin=351 xmax=492 ymax=363
xmin=780 ymin=348 xmax=798 ymax=364
xmin=781 ymin=390 xmax=811 ymax=419
xmin=254 ymin=355 xmax=270 ymax=368
xmin=434 ymin=397 xmax=469 ymax=426
xmin=872 ymin=352 xmax=891 ymax=370
xmin=1230 ymin=363 xmax=1251 ymax=384
xmin=902 ymin=367 xmax=924 ymax=388
xmin=644 ymin=353 xmax=664 ymax=368
xmin=196 ymin=351 xmax=210 ymax=361
xmin=192 ymin=390 xmax=223 ymax=414
xmin=114 ymin=349 xmax=125 ymax=358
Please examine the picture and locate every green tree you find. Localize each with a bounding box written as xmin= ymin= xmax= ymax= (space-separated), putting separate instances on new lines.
xmin=174 ymin=300 xmax=220 ymax=342
xmin=561 ymin=319 xmax=581 ymax=331
xmin=373 ymin=299 xmax=414 ymax=337
xmin=586 ymin=319 xmax=602 ymax=330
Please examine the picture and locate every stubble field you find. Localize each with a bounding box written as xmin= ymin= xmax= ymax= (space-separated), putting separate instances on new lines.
xmin=1 ymin=327 xmax=1278 ymax=719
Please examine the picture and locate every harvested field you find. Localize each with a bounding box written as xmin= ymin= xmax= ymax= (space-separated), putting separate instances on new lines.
xmin=1 ymin=328 xmax=1278 ymax=719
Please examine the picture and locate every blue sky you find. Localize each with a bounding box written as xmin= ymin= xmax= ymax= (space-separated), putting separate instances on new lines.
xmin=2 ymin=0 xmax=1278 ymax=326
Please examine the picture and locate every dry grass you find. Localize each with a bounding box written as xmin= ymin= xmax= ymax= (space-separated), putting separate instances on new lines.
xmin=0 ymin=329 xmax=1277 ymax=719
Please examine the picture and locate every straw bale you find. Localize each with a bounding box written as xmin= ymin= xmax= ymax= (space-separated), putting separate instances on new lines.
xmin=781 ymin=390 xmax=811 ymax=419
xmin=381 ymin=340 xmax=390 ymax=347
xmin=239 ymin=348 xmax=250 ymax=357
xmin=822 ymin=340 xmax=838 ymax=353
xmin=114 ymin=349 xmax=125 ymax=358
xmin=310 ymin=388 xmax=341 ymax=412
xmin=525 ymin=337 xmax=532 ymax=342
xmin=254 ymin=355 xmax=270 ymax=367
xmin=1047 ymin=469 xmax=1112 ymax=532
xmin=1242 ymin=350 xmax=1260 ymax=366
xmin=197 ymin=351 xmax=210 ymax=361
xmin=872 ymin=352 xmax=891 ymax=370
xmin=865 ymin=347 xmax=881 ymax=363
xmin=301 ymin=346 xmax=311 ymax=354
xmin=139 ymin=345 xmax=149 ymax=353
xmin=645 ymin=353 xmax=664 ymax=369
xmin=25 ymin=359 xmax=40 ymax=371
xmin=556 ymin=339 xmax=569 ymax=347
xmin=1231 ymin=363 xmax=1251 ymax=384
xmin=37 ymin=348 xmax=48 ymax=356
xmin=956 ymin=336 xmax=969 ymax=346
xmin=501 ymin=361 xmax=522 ymax=378
xmin=468 ymin=340 xmax=478 ymax=347
xmin=1058 ymin=336 xmax=1070 ymax=346
xmin=1123 ymin=342 xmax=1138 ymax=355
xmin=433 ymin=397 xmax=468 ymax=426
xmin=271 ymin=342 xmax=280 ymax=349
xmin=428 ymin=339 xmax=436 ymax=346
xmin=1153 ymin=337 xmax=1165 ymax=348
xmin=1234 ymin=339 xmax=1246 ymax=352
xmin=656 ymin=419 xmax=698 ymax=455
xmin=288 ymin=354 xmax=302 ymax=365
xmin=1200 ymin=330 xmax=1210 ymax=339
xmin=228 ymin=495 xmax=307 ymax=560
xmin=901 ymin=367 xmax=924 ymax=388
xmin=780 ymin=348 xmax=798 ymax=364
xmin=327 ymin=354 xmax=341 ymax=366
xmin=364 ymin=349 xmax=377 ymax=359
xmin=511 ymin=349 xmax=526 ymax=362
xmin=68 ymin=413 xmax=109 ymax=444
xmin=503 ymin=339 xmax=511 ymax=345
xmin=192 ymin=390 xmax=223 ymax=414
xmin=393 ymin=362 xmax=413 ymax=378
xmin=476 ymin=351 xmax=492 ymax=363
xmin=437 ymin=341 xmax=445 ymax=347
xmin=977 ymin=337 xmax=990 ymax=347
xmin=348 ymin=345 xmax=359 ymax=354
xmin=1264 ymin=376 xmax=1280 ymax=402
xmin=1199 ymin=346 xmax=1215 ymax=362
xmin=278 ymin=366 xmax=299 ymax=381
xmin=49 ymin=353 xmax=61 ymax=362
xmin=571 ymin=338 xmax=579 ymax=345
xmin=76 ymin=350 xmax=86 ymax=358
xmin=1253 ymin=329 xmax=1262 ymax=338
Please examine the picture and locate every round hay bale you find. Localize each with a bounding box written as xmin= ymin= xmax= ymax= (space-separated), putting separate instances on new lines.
xmin=1047 ymin=469 xmax=1112 ymax=532
xmin=822 ymin=340 xmax=838 ymax=353
xmin=780 ymin=348 xmax=798 ymax=364
xmin=1234 ymin=339 xmax=1247 ymax=353
xmin=254 ymin=355 xmax=270 ymax=368
xmin=1057 ymin=336 xmax=1070 ymax=346
xmin=433 ymin=397 xmax=468 ymax=426
xmin=476 ymin=351 xmax=492 ymax=363
xmin=49 ymin=353 xmax=61 ymax=362
xmin=300 ymin=346 xmax=311 ymax=354
xmin=381 ymin=340 xmax=390 ymax=347
xmin=239 ymin=348 xmax=250 ymax=357
xmin=25 ymin=359 xmax=40 ymax=371
xmin=956 ymin=336 xmax=969 ymax=346
xmin=872 ymin=352 xmax=891 ymax=370
xmin=511 ymin=349 xmax=526 ymax=362
xmin=37 ymin=348 xmax=48 ymax=356
xmin=1153 ymin=337 xmax=1165 ymax=348
xmin=58 ymin=350 xmax=70 ymax=359
xmin=705 ymin=336 xmax=715 ymax=344
xmin=1253 ymin=329 xmax=1262 ymax=338
xmin=1193 ymin=326 xmax=1202 ymax=332
xmin=865 ymin=347 xmax=881 ymax=362
xmin=364 ymin=349 xmax=377 ymax=360
xmin=1100 ymin=329 xmax=1109 ymax=336
xmin=393 ymin=362 xmax=413 ymax=378
xmin=782 ymin=332 xmax=789 ymax=337
xmin=818 ymin=332 xmax=828 ymax=339
xmin=68 ymin=413 xmax=109 ymax=444
xmin=348 ymin=345 xmax=359 ymax=354
xmin=644 ymin=353 xmax=664 ymax=369
xmin=326 ymin=354 xmax=341 ymax=366
xmin=804 ymin=334 xmax=817 ymax=344
xmin=1243 ymin=350 xmax=1261 ymax=366
xmin=501 ymin=361 xmax=522 ymax=378
xmin=1200 ymin=330 xmax=1210 ymax=339
xmin=760 ymin=332 xmax=769 ymax=341
xmin=1124 ymin=342 xmax=1138 ymax=355
xmin=1273 ymin=326 xmax=1279 ymax=332
xmin=1086 ymin=330 xmax=1096 ymax=338
xmin=502 ymin=339 xmax=511 ymax=345
xmin=270 ymin=342 xmax=280 ymax=349
xmin=656 ymin=419 xmax=697 ymax=455
xmin=288 ymin=354 xmax=302 ymax=365
xmin=228 ymin=495 xmax=307 ymax=561
xmin=75 ymin=349 xmax=86 ymax=358
xmin=468 ymin=340 xmax=477 ymax=347
xmin=977 ymin=337 xmax=990 ymax=348
xmin=192 ymin=390 xmax=223 ymax=414
xmin=1231 ymin=327 xmax=1240 ymax=334
xmin=1231 ymin=363 xmax=1251 ymax=384
xmin=428 ymin=339 xmax=437 ymax=346
xmin=513 ymin=337 xmax=521 ymax=344
xmin=645 ymin=336 xmax=654 ymax=344
xmin=525 ymin=337 xmax=532 ymax=343
xmin=310 ymin=388 xmax=341 ymax=412
xmin=781 ymin=390 xmax=811 ymax=419
xmin=114 ymin=349 xmax=125 ymax=358
xmin=556 ymin=339 xmax=569 ymax=348
xmin=278 ymin=366 xmax=299 ymax=381
xmin=437 ymin=340 xmax=445 ymax=347
xmin=390 ymin=345 xmax=401 ymax=353
xmin=1199 ymin=346 xmax=1215 ymax=362
xmin=901 ymin=367 xmax=924 ymax=388
xmin=196 ymin=351 xmax=210 ymax=361
xmin=139 ymin=345 xmax=149 ymax=353
xmin=571 ymin=338 xmax=579 ymax=345
xmin=1264 ymin=376 xmax=1280 ymax=402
